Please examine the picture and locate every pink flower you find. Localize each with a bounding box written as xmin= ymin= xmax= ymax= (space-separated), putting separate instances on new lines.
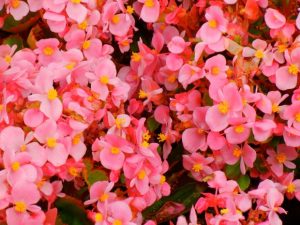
xmin=6 ymin=182 xmax=43 ymax=225
xmin=99 ymin=134 xmax=134 ymax=171
xmin=106 ymin=201 xmax=133 ymax=225
xmin=139 ymin=0 xmax=160 ymax=23
xmin=196 ymin=6 xmax=228 ymax=44
xmin=266 ymin=144 xmax=297 ymax=176
xmin=183 ymin=153 xmax=214 ymax=181
xmin=84 ymin=181 xmax=115 ymax=206
xmin=283 ymin=101 xmax=300 ymax=130
xmin=7 ymin=0 xmax=29 ymax=21
xmin=205 ymin=83 xmax=243 ymax=132
xmin=167 ymin=36 xmax=190 ymax=54
xmin=224 ymin=118 xmax=251 ymax=144
xmin=280 ymin=172 xmax=300 ymax=201
xmin=204 ymin=54 xmax=228 ymax=82
xmin=252 ymin=119 xmax=276 ymax=142
xmin=221 ymin=143 xmax=256 ymax=174
xmin=275 ymin=47 xmax=300 ymax=90
xmin=35 ymin=38 xmax=61 ymax=65
xmin=34 ymin=119 xmax=69 ymax=166
xmin=28 ymin=69 xmax=63 ymax=121
xmin=283 ymin=126 xmax=300 ymax=147
xmin=178 ymin=63 xmax=204 ymax=89
xmin=264 ymin=8 xmax=286 ymax=29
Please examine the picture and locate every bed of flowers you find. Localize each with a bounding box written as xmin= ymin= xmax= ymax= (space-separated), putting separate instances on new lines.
xmin=0 ymin=0 xmax=300 ymax=224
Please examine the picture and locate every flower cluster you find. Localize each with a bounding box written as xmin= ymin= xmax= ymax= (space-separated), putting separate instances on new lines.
xmin=0 ymin=0 xmax=300 ymax=225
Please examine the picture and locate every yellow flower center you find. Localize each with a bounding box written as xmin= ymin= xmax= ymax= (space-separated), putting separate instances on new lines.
xmin=272 ymin=104 xmax=280 ymax=113
xmin=141 ymin=141 xmax=149 ymax=148
xmin=68 ymin=167 xmax=79 ymax=177
xmin=82 ymin=40 xmax=91 ymax=50
xmin=192 ymin=163 xmax=203 ymax=172
xmin=287 ymin=183 xmax=296 ymax=193
xmin=208 ymin=19 xmax=217 ymax=28
xmin=11 ymin=161 xmax=20 ymax=171
xmin=278 ymin=44 xmax=286 ymax=53
xmin=0 ymin=105 xmax=3 ymax=111
xmin=131 ymin=52 xmax=142 ymax=62
xmin=233 ymin=147 xmax=242 ymax=158
xmin=47 ymin=137 xmax=57 ymax=148
xmin=65 ymin=62 xmax=76 ymax=70
xmin=113 ymin=219 xmax=122 ymax=225
xmin=160 ymin=175 xmax=166 ymax=184
xmin=138 ymin=90 xmax=148 ymax=99
xmin=72 ymin=133 xmax=82 ymax=145
xmin=95 ymin=213 xmax=103 ymax=222
xmin=288 ymin=64 xmax=299 ymax=75
xmin=143 ymin=131 xmax=151 ymax=142
xmin=144 ymin=0 xmax=154 ymax=7
xmin=218 ymin=101 xmax=229 ymax=114
xmin=99 ymin=193 xmax=109 ymax=202
xmin=47 ymin=88 xmax=58 ymax=100
xmin=158 ymin=133 xmax=167 ymax=142
xmin=276 ymin=153 xmax=286 ymax=164
xmin=11 ymin=0 xmax=20 ymax=9
xmin=111 ymin=147 xmax=120 ymax=154
xmin=167 ymin=74 xmax=177 ymax=83
xmin=43 ymin=47 xmax=54 ymax=56
xmin=14 ymin=201 xmax=26 ymax=213
xmin=295 ymin=113 xmax=300 ymax=122
xmin=4 ymin=55 xmax=12 ymax=63
xmin=220 ymin=208 xmax=229 ymax=215
xmin=138 ymin=170 xmax=146 ymax=180
xmin=115 ymin=117 xmax=126 ymax=129
xmin=78 ymin=20 xmax=88 ymax=30
xmin=211 ymin=66 xmax=220 ymax=75
xmin=255 ymin=49 xmax=264 ymax=59
xmin=126 ymin=5 xmax=134 ymax=14
xmin=100 ymin=75 xmax=109 ymax=85
xmin=234 ymin=125 xmax=245 ymax=133
xmin=20 ymin=144 xmax=27 ymax=152
xmin=111 ymin=15 xmax=120 ymax=24
xmin=71 ymin=0 xmax=81 ymax=4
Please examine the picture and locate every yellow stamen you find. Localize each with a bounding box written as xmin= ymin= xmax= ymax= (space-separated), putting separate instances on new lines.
xmin=255 ymin=49 xmax=264 ymax=59
xmin=82 ymin=40 xmax=91 ymax=50
xmin=220 ymin=208 xmax=229 ymax=215
xmin=111 ymin=15 xmax=120 ymax=24
xmin=43 ymin=47 xmax=54 ymax=56
xmin=167 ymin=74 xmax=177 ymax=83
xmin=131 ymin=52 xmax=142 ymax=62
xmin=295 ymin=113 xmax=300 ymax=122
xmin=99 ymin=193 xmax=109 ymax=202
xmin=126 ymin=5 xmax=134 ymax=14
xmin=72 ymin=133 xmax=82 ymax=145
xmin=71 ymin=0 xmax=81 ymax=4
xmin=288 ymin=64 xmax=299 ymax=75
xmin=144 ymin=0 xmax=154 ymax=7
xmin=278 ymin=44 xmax=286 ymax=53
xmin=157 ymin=133 xmax=167 ymax=142
xmin=111 ymin=147 xmax=120 ymax=154
xmin=272 ymin=104 xmax=280 ymax=113
xmin=47 ymin=88 xmax=58 ymax=100
xmin=46 ymin=137 xmax=57 ymax=148
xmin=115 ymin=117 xmax=126 ymax=129
xmin=78 ymin=20 xmax=88 ymax=30
xmin=233 ymin=147 xmax=242 ymax=158
xmin=100 ymin=75 xmax=109 ymax=84
xmin=138 ymin=170 xmax=146 ymax=180
xmin=287 ymin=183 xmax=296 ymax=193
xmin=141 ymin=141 xmax=149 ymax=148
xmin=65 ymin=62 xmax=76 ymax=70
xmin=160 ymin=175 xmax=166 ymax=184
xmin=11 ymin=0 xmax=20 ymax=9
xmin=113 ymin=219 xmax=122 ymax=225
xmin=276 ymin=153 xmax=286 ymax=164
xmin=234 ymin=125 xmax=244 ymax=133
xmin=211 ymin=66 xmax=220 ymax=75
xmin=218 ymin=101 xmax=229 ymax=114
xmin=20 ymin=144 xmax=27 ymax=152
xmin=68 ymin=167 xmax=79 ymax=177
xmin=95 ymin=213 xmax=103 ymax=222
xmin=4 ymin=55 xmax=11 ymax=63
xmin=192 ymin=163 xmax=203 ymax=172
xmin=208 ymin=19 xmax=217 ymax=28
xmin=11 ymin=162 xmax=20 ymax=171
xmin=14 ymin=201 xmax=26 ymax=213
xmin=143 ymin=131 xmax=151 ymax=142
xmin=138 ymin=90 xmax=148 ymax=99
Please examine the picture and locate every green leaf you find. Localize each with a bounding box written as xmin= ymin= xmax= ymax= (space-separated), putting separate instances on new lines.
xmin=237 ymin=175 xmax=250 ymax=191
xmin=203 ymin=92 xmax=213 ymax=106
xmin=143 ymin=182 xmax=206 ymax=223
xmin=55 ymin=196 xmax=93 ymax=225
xmin=3 ymin=35 xmax=23 ymax=51
xmin=2 ymin=12 xmax=39 ymax=33
xmin=86 ymin=169 xmax=107 ymax=186
xmin=146 ymin=117 xmax=160 ymax=132
xmin=225 ymin=162 xmax=241 ymax=180
xmin=254 ymin=157 xmax=268 ymax=174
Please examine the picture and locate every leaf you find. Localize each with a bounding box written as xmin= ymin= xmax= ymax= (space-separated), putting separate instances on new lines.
xmin=83 ymin=158 xmax=108 ymax=187
xmin=146 ymin=117 xmax=160 ymax=132
xmin=202 ymin=92 xmax=213 ymax=106
xmin=55 ymin=196 xmax=93 ymax=225
xmin=142 ymin=182 xmax=206 ymax=223
xmin=225 ymin=38 xmax=243 ymax=55
xmin=2 ymin=12 xmax=40 ymax=33
xmin=237 ymin=174 xmax=251 ymax=191
xmin=225 ymin=162 xmax=241 ymax=180
xmin=3 ymin=35 xmax=23 ymax=51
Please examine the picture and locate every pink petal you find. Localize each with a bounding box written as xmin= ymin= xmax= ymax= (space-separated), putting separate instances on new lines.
xmin=66 ymin=2 xmax=87 ymax=23
xmin=275 ymin=66 xmax=297 ymax=90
